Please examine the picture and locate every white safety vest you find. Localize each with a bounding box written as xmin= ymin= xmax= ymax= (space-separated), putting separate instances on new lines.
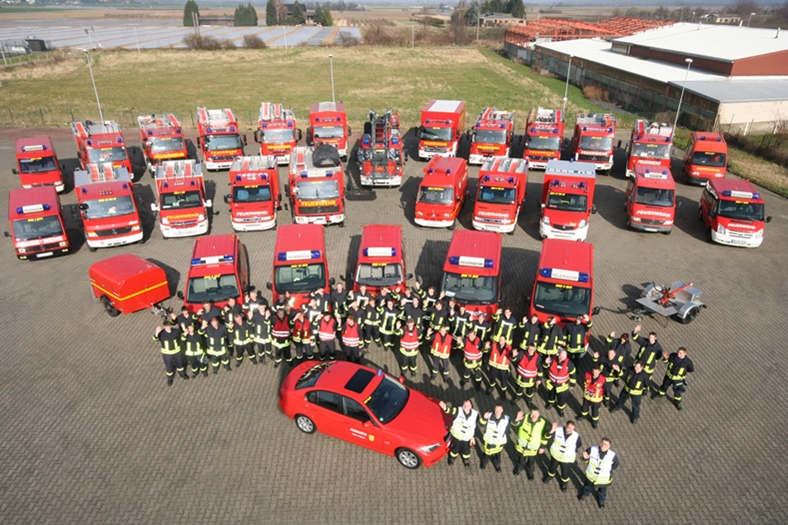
xmin=450 ymin=408 xmax=479 ymax=442
xmin=585 ymin=446 xmax=616 ymax=485
xmin=550 ymin=426 xmax=580 ymax=463
xmin=483 ymin=415 xmax=510 ymax=447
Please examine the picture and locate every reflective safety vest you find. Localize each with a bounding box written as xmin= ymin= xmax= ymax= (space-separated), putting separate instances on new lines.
xmin=489 ymin=342 xmax=512 ymax=370
xmin=450 ymin=408 xmax=479 ymax=441
xmin=379 ymin=307 xmax=400 ymax=334
xmin=450 ymin=312 xmax=471 ymax=338
xmin=483 ymin=415 xmax=510 ymax=447
xmin=548 ymin=359 xmax=571 ymax=384
xmin=517 ymin=352 xmax=541 ymax=379
xmin=565 ymin=320 xmax=591 ymax=352
xmin=182 ymin=333 xmax=204 ymax=357
xmin=292 ymin=318 xmax=312 ymax=344
xmin=492 ymin=315 xmax=517 ymax=343
xmin=203 ymin=324 xmax=228 ymax=355
xmin=519 ymin=320 xmax=542 ymax=349
xmin=251 ymin=314 xmax=271 ymax=343
xmin=271 ymin=317 xmax=291 ymax=340
xmin=583 ymin=372 xmax=606 ymax=403
xmin=550 ymin=426 xmax=579 ymax=463
xmin=666 ymin=356 xmax=691 ymax=380
xmin=431 ymin=333 xmax=452 ymax=359
xmin=516 ymin=417 xmax=548 ymax=452
xmin=342 ymin=323 xmax=361 ymax=347
xmin=154 ymin=329 xmax=181 ymax=355
xmin=463 ymin=337 xmax=483 ymax=362
xmin=585 ymin=447 xmax=616 ymax=485
xmin=399 ymin=327 xmax=420 ymax=356
xmin=317 ymin=318 xmax=336 ymax=341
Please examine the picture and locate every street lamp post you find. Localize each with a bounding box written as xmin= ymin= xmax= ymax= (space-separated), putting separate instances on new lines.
xmin=562 ymin=55 xmax=573 ymax=116
xmin=84 ymin=50 xmax=104 ymax=123
xmin=283 ymin=26 xmax=288 ymax=50
xmin=673 ymin=58 xmax=693 ymax=132
xmin=329 ymin=54 xmax=335 ymax=103
xmin=748 ymin=12 xmax=755 ymax=27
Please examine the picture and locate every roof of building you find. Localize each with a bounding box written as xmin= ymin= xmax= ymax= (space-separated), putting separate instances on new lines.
xmin=675 ymin=79 xmax=788 ymax=103
xmin=613 ymin=22 xmax=788 ymax=62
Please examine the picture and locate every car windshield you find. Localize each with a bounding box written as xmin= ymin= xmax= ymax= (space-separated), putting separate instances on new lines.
xmin=635 ymin=187 xmax=674 ymax=207
xmin=356 ymin=263 xmax=402 ymax=287
xmin=546 ymin=193 xmax=588 ymax=212
xmin=418 ymin=186 xmax=453 ymax=205
xmin=205 ymin=134 xmax=242 ymax=151
xmin=88 ymin=147 xmax=128 ymax=163
xmin=295 ymin=180 xmax=340 ymax=200
xmin=161 ymin=190 xmax=203 ymax=210
xmin=260 ymin=128 xmax=296 ymax=143
xmin=474 ymin=129 xmax=507 ymax=144
xmin=275 ymin=263 xmax=326 ymax=293
xmin=442 ymin=271 xmax=498 ymax=304
xmin=12 ymin=216 xmax=63 ymax=240
xmin=420 ymin=127 xmax=452 ymax=141
xmin=186 ymin=274 xmax=240 ymax=304
xmin=19 ymin=156 xmax=57 ymax=174
xmin=692 ymin=151 xmax=726 ymax=167
xmin=632 ymin=142 xmax=671 ymax=159
xmin=313 ymin=126 xmax=344 ymax=139
xmin=149 ymin=137 xmax=185 ymax=153
xmin=527 ymin=135 xmax=562 ymax=151
xmin=365 ymin=375 xmax=409 ymax=424
xmin=233 ymin=185 xmax=271 ymax=203
xmin=533 ymin=282 xmax=591 ymax=317
xmin=81 ymin=195 xmax=136 ymax=219
xmin=478 ymin=185 xmax=516 ymax=205
xmin=717 ymin=200 xmax=765 ymax=221
xmin=579 ymin=136 xmax=612 ymax=151
xmin=295 ymin=362 xmax=334 ymax=390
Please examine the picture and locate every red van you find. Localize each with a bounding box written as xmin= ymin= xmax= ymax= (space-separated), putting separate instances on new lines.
xmin=225 ymin=156 xmax=281 ymax=231
xmin=414 ymin=156 xmax=468 ymax=229
xmin=699 ymin=179 xmax=771 ymax=248
xmin=6 ymin=186 xmax=69 ymax=260
xmin=471 ymin=157 xmax=528 ymax=234
xmin=683 ymin=132 xmax=728 ymax=185
xmin=441 ymin=229 xmax=502 ymax=318
xmin=179 ymin=234 xmax=250 ymax=313
xmin=625 ymin=165 xmax=676 ymax=234
xmin=354 ymin=224 xmax=410 ymax=297
xmin=268 ymin=224 xmax=333 ymax=311
xmin=13 ymin=137 xmax=64 ymax=193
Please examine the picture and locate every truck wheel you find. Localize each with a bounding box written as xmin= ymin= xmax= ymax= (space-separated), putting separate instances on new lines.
xmin=448 ymin=219 xmax=456 ymax=231
xmin=662 ymin=228 xmax=672 ymax=235
xmin=681 ymin=307 xmax=699 ymax=324
xmin=101 ymin=296 xmax=120 ymax=317
xmin=626 ymin=221 xmax=632 ymax=230
xmin=707 ymin=228 xmax=714 ymax=243
xmin=697 ymin=207 xmax=703 ymax=221
xmin=395 ymin=448 xmax=422 ymax=469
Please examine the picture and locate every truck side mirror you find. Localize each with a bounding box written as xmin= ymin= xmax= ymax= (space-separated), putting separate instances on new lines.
xmin=592 ymin=306 xmax=600 ymax=315
xmin=540 ymin=203 xmax=546 ymax=209
xmin=617 ymin=140 xmax=622 ymax=149
xmin=176 ymin=291 xmax=184 ymax=300
xmin=224 ymin=194 xmax=231 ymax=204
xmin=406 ymin=273 xmax=413 ymax=280
xmin=12 ymin=168 xmax=18 ymax=175
xmin=347 ymin=127 xmax=352 ymax=136
xmin=150 ymin=203 xmax=159 ymax=212
xmin=204 ymin=199 xmax=213 ymax=208
xmin=253 ymin=129 xmax=261 ymax=143
xmin=415 ymin=127 xmax=422 ymax=139
xmin=591 ymin=205 xmax=597 ymax=214
xmin=766 ymin=216 xmax=772 ymax=223
xmin=727 ymin=161 xmax=731 ymax=169
xmin=60 ymin=164 xmax=66 ymax=172
xmin=196 ymin=137 xmax=201 ymax=147
xmin=284 ymin=184 xmax=290 ymax=196
xmin=3 ymin=231 xmax=10 ymax=238
xmin=676 ymin=201 xmax=682 ymax=208
xmin=242 ymin=135 xmax=248 ymax=146
xmin=79 ymin=203 xmax=89 ymax=211
xmin=329 ymin=277 xmax=336 ymax=286
xmin=297 ymin=129 xmax=303 ymax=141
xmin=266 ymin=282 xmax=272 ymax=290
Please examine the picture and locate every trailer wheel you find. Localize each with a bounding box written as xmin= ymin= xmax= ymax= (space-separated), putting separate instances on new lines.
xmin=680 ymin=307 xmax=699 ymax=324
xmin=101 ymin=296 xmax=120 ymax=317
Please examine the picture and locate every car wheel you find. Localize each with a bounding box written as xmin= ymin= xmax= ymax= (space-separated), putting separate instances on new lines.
xmin=681 ymin=307 xmax=699 ymax=324
xmin=395 ymin=448 xmax=422 ymax=469
xmin=101 ymin=296 xmax=120 ymax=317
xmin=697 ymin=207 xmax=703 ymax=221
xmin=295 ymin=414 xmax=316 ymax=434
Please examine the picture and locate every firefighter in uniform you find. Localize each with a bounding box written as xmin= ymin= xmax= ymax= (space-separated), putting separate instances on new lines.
xmin=291 ymin=311 xmax=314 ymax=361
xmin=250 ymin=304 xmax=272 ymax=365
xmin=196 ymin=300 xmax=222 ymax=326
xmin=610 ymin=361 xmax=649 ymax=424
xmin=402 ymin=296 xmax=425 ymax=334
xmin=578 ymin=437 xmax=619 ymax=509
xmin=538 ymin=316 xmax=565 ymax=357
xmin=153 ymin=323 xmax=188 ymax=386
xmin=175 ymin=306 xmax=194 ymax=332
xmin=487 ymin=335 xmax=516 ymax=398
xmin=654 ymin=346 xmax=694 ymax=410
xmin=544 ymin=350 xmax=576 ymax=417
xmin=471 ymin=312 xmax=493 ymax=346
xmin=593 ymin=346 xmax=624 ymax=407
xmin=316 ymin=311 xmax=338 ymax=360
xmin=580 ymin=365 xmax=606 ymax=428
xmin=606 ymin=331 xmax=632 ymax=358
xmin=223 ymin=297 xmax=243 ymax=355
xmin=439 ymin=399 xmax=479 ymax=467
xmin=414 ymin=282 xmax=439 ymax=310
xmin=341 ymin=314 xmax=363 ymax=364
xmin=230 ymin=314 xmax=256 ymax=367
xmin=271 ymin=308 xmax=293 ymax=368
xmin=311 ymin=288 xmax=331 ymax=315
xmin=513 ymin=345 xmax=542 ymax=407
xmin=202 ymin=317 xmax=231 ymax=374
xmin=378 ymin=298 xmax=401 ymax=351
xmin=395 ymin=318 xmax=420 ymax=377
xmin=182 ymin=323 xmax=208 ymax=378
xmin=360 ymin=298 xmax=381 ymax=348
xmin=478 ymin=405 xmax=510 ymax=472
xmin=460 ymin=330 xmax=487 ymax=391
xmin=512 ymin=408 xmax=556 ymax=480
xmin=564 ymin=314 xmax=592 ymax=366
xmin=429 ymin=325 xmax=453 ymax=382
xmin=491 ymin=307 xmax=517 ymax=346
xmin=632 ymin=324 xmax=663 ymax=381
xmin=449 ymin=303 xmax=471 ymax=350
xmin=330 ymin=283 xmax=349 ymax=322
xmin=543 ymin=420 xmax=582 ymax=492
xmin=425 ymin=299 xmax=449 ymax=334
xmin=348 ymin=284 xmax=372 ymax=309
xmin=519 ymin=314 xmax=542 ymax=352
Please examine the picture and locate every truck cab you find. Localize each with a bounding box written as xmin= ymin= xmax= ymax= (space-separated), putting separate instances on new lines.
xmin=354 ymin=224 xmax=410 ymax=297
xmin=524 ymin=107 xmax=564 ymax=170
xmin=254 ymin=102 xmax=301 ymax=165
xmin=414 ymin=156 xmax=468 ymax=229
xmin=74 ymin=163 xmax=142 ymax=251
xmin=6 ymin=186 xmax=69 ymax=260
xmin=180 ymin=234 xmax=250 ymax=313
xmin=196 ymin=107 xmax=246 ymax=171
xmin=625 ymin=120 xmax=673 ymax=179
xmin=71 ymin=120 xmax=132 ymax=176
xmin=417 ymin=100 xmax=466 ymax=161
xmin=150 ymin=160 xmax=211 ymax=238
xmin=225 ymin=156 xmax=281 ymax=231
xmin=539 ymin=160 xmax=597 ymax=241
xmin=357 ymin=109 xmax=404 ymax=187
xmin=699 ymin=179 xmax=771 ymax=248
xmin=441 ymin=230 xmax=502 ymax=318
xmin=137 ymin=113 xmax=188 ymax=171
xmin=13 ymin=137 xmax=65 ymax=193
xmin=625 ymin=165 xmax=676 ymax=234
xmin=307 ymin=102 xmax=350 ymax=160
xmin=268 ymin=224 xmax=333 ymax=311
xmin=683 ymin=132 xmax=728 ymax=185
xmin=571 ymin=113 xmax=616 ymax=173
xmin=287 ymin=146 xmax=345 ymax=226
xmin=471 ymin=157 xmax=528 ymax=234
xmin=468 ymin=107 xmax=514 ymax=165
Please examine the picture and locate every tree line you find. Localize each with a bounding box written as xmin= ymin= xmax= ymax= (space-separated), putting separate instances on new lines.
xmin=183 ymin=0 xmax=333 ymax=28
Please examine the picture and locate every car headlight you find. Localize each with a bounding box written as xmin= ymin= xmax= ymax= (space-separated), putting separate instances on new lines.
xmin=420 ymin=443 xmax=441 ymax=454
xmin=631 ymin=216 xmax=642 ymax=222
xmin=501 ymin=218 xmax=512 ymax=224
xmin=443 ymin=213 xmax=451 ymax=218
xmin=87 ymin=231 xmax=98 ymax=238
xmin=579 ymin=220 xmax=587 ymax=228
xmin=717 ymin=223 xmax=727 ymax=235
xmin=131 ymin=225 xmax=141 ymax=231
xmin=198 ymin=214 xmax=206 ymax=221
xmin=755 ymin=229 xmax=764 ymax=238
xmin=416 ymin=211 xmax=423 ymax=216
xmin=18 ymin=247 xmax=27 ymax=253
xmin=664 ymin=220 xmax=674 ymax=225
xmin=161 ymin=217 xmax=170 ymax=225
xmin=59 ymin=241 xmax=67 ymax=246
xmin=541 ymin=216 xmax=550 ymax=226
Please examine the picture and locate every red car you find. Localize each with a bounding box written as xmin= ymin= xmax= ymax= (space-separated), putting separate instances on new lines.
xmin=279 ymin=361 xmax=453 ymax=469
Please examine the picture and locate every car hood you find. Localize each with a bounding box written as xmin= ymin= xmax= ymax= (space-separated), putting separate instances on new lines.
xmin=384 ymin=390 xmax=451 ymax=443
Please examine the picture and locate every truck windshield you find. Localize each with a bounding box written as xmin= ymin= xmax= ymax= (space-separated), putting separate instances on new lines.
xmin=717 ymin=200 xmax=764 ymax=221
xmin=635 ymin=187 xmax=674 ymax=207
xmin=478 ymin=186 xmax=516 ymax=205
xmin=88 ymin=147 xmax=128 ymax=163
xmin=295 ymin=180 xmax=340 ymax=200
xmin=578 ymin=136 xmax=612 ymax=151
xmin=12 ymin=216 xmax=64 ymax=240
xmin=356 ymin=263 xmax=403 ymax=287
xmin=19 ymin=156 xmax=57 ymax=174
xmin=187 ymin=273 xmax=240 ymax=304
xmin=205 ymin=134 xmax=242 ymax=151
xmin=161 ymin=190 xmax=203 ymax=210
xmin=442 ymin=272 xmax=498 ymax=304
xmin=533 ymin=282 xmax=591 ymax=317
xmin=474 ymin=130 xmax=507 ymax=144
xmin=692 ymin=151 xmax=726 ymax=167
xmin=365 ymin=375 xmax=409 ymax=424
xmin=261 ymin=129 xmax=296 ymax=143
xmin=81 ymin=195 xmax=136 ymax=219
xmin=149 ymin=137 xmax=185 ymax=153
xmin=546 ymin=193 xmax=588 ymax=212
xmin=419 ymin=186 xmax=453 ymax=205
xmin=313 ymin=126 xmax=345 ymax=139
xmin=233 ymin=185 xmax=271 ymax=202
xmin=275 ymin=263 xmax=326 ymax=293
xmin=527 ymin=136 xmax=562 ymax=151
xmin=421 ymin=127 xmax=453 ymax=141
xmin=632 ymin=143 xmax=671 ymax=159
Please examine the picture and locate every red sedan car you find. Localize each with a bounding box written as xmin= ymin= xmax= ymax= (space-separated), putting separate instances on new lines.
xmin=279 ymin=361 xmax=453 ymax=469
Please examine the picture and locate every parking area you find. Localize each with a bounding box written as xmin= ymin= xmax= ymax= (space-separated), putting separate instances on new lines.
xmin=1 ymin=129 xmax=787 ymax=524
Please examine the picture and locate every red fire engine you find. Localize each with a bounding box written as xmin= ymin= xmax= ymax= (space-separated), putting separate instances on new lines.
xmin=13 ymin=137 xmax=65 ymax=193
xmin=441 ymin=229 xmax=502 ymax=318
xmin=137 ymin=113 xmax=188 ymax=171
xmin=307 ymin=102 xmax=351 ymax=160
xmin=254 ymin=102 xmax=301 ymax=165
xmin=6 ymin=186 xmax=70 ymax=260
xmin=354 ymin=224 xmax=410 ymax=297
xmin=414 ymin=156 xmax=469 ymax=229
xmin=357 ymin=109 xmax=404 ymax=187
xmin=468 ymin=107 xmax=515 ymax=165
xmin=624 ymin=120 xmax=673 ymax=179
xmin=287 ymin=146 xmax=346 ymax=226
xmin=417 ymin=100 xmax=466 ymax=160
xmin=196 ymin=107 xmax=246 ymax=171
xmin=699 ymin=179 xmax=771 ymax=248
xmin=524 ymin=107 xmax=564 ymax=170
xmin=539 ymin=160 xmax=597 ymax=242
xmin=683 ymin=132 xmax=729 ymax=185
xmin=225 ymin=156 xmax=281 ymax=231
xmin=471 ymin=157 xmax=528 ymax=234
xmin=179 ymin=234 xmax=250 ymax=313
xmin=625 ymin=165 xmax=676 ymax=234
xmin=571 ymin=113 xmax=616 ymax=173
xmin=71 ymin=120 xmax=133 ymax=176
xmin=150 ymin=160 xmax=212 ymax=238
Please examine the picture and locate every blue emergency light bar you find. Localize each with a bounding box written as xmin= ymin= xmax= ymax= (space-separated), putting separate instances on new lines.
xmin=277 ymin=250 xmax=321 ymax=261
xmin=449 ymin=256 xmax=494 ymax=268
xmin=191 ymin=255 xmax=234 ymax=265
xmin=17 ymin=203 xmax=51 ymax=214
xmin=392 ymin=138 xmax=399 ymax=145
xmin=364 ymin=247 xmax=396 ymax=257
xmin=540 ymin=268 xmax=589 ymax=282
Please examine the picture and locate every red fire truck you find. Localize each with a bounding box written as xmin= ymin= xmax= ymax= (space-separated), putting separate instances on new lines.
xmin=539 ymin=160 xmax=597 ymax=242
xmin=699 ymin=179 xmax=771 ymax=248
xmin=150 ymin=160 xmax=212 ymax=238
xmin=287 ymin=146 xmax=345 ymax=226
xmin=254 ymin=102 xmax=301 ymax=165
xmin=75 ymin=163 xmax=142 ymax=251
xmin=468 ymin=107 xmax=515 ymax=165
xmin=624 ymin=120 xmax=673 ymax=179
xmin=71 ymin=120 xmax=133 ymax=175
xmin=225 ymin=156 xmax=281 ymax=231
xmin=13 ymin=137 xmax=65 ymax=193
xmin=471 ymin=157 xmax=528 ymax=234
xmin=683 ymin=132 xmax=729 ymax=185
xmin=268 ymin=224 xmax=333 ymax=311
xmin=441 ymin=229 xmax=502 ymax=318
xmin=137 ymin=113 xmax=188 ymax=171
xmin=524 ymin=107 xmax=564 ymax=170
xmin=6 ymin=186 xmax=70 ymax=260
xmin=357 ymin=109 xmax=404 ymax=187
xmin=354 ymin=224 xmax=410 ymax=297
xmin=307 ymin=102 xmax=351 ymax=160
xmin=625 ymin=165 xmax=676 ymax=234
xmin=529 ymin=239 xmax=599 ymax=326
xmin=417 ymin=100 xmax=467 ymax=160
xmin=414 ymin=156 xmax=469 ymax=229
xmin=571 ymin=113 xmax=616 ymax=173
xmin=179 ymin=234 xmax=250 ymax=313
xmin=196 ymin=107 xmax=246 ymax=171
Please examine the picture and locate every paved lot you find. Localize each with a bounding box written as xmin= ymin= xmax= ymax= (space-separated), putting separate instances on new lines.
xmin=1 ymin=128 xmax=787 ymax=525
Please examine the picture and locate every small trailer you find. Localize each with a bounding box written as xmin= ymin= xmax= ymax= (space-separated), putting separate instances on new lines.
xmin=633 ymin=281 xmax=705 ymax=324
xmin=89 ymin=254 xmax=170 ymax=317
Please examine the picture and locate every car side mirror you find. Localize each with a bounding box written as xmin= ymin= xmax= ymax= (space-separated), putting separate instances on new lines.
xmin=415 ymin=128 xmax=422 ymax=139
xmin=727 ymin=161 xmax=731 ymax=169
xmin=540 ymin=203 xmax=546 ymax=209
xmin=3 ymin=231 xmax=10 ymax=238
xmin=297 ymin=129 xmax=303 ymax=141
xmin=329 ymin=277 xmax=336 ymax=286
xmin=456 ymin=195 xmax=462 ymax=202
xmin=12 ymin=168 xmax=18 ymax=175
xmin=592 ymin=306 xmax=600 ymax=315
xmin=766 ymin=216 xmax=772 ymax=223
xmin=224 ymin=194 xmax=231 ymax=204
xmin=253 ymin=129 xmax=261 ymax=143
xmin=363 ymin=420 xmax=373 ymax=427
xmin=347 ymin=126 xmax=352 ymax=136
xmin=406 ymin=273 xmax=413 ymax=280
xmin=617 ymin=140 xmax=622 ymax=149
xmin=266 ymin=282 xmax=272 ymax=291
xmin=242 ymin=135 xmax=248 ymax=146
xmin=196 ymin=137 xmax=201 ymax=147
xmin=79 ymin=203 xmax=89 ymax=211
xmin=591 ymin=205 xmax=597 ymax=214
xmin=205 ymin=199 xmax=212 ymax=208
xmin=284 ymin=184 xmax=290 ymax=197
xmin=176 ymin=291 xmax=184 ymax=300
